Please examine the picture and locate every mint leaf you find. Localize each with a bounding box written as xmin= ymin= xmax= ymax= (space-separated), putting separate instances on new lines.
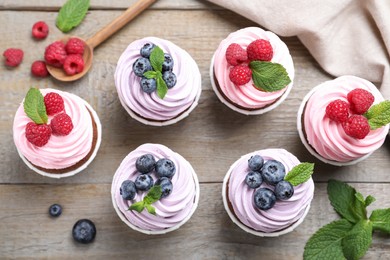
xmin=129 ymin=201 xmax=145 ymax=213
xmin=342 ymin=220 xmax=373 ymax=260
xmin=364 ymin=195 xmax=376 ymax=207
xmin=364 ymin=100 xmax=390 ymax=130
xmin=144 ymin=185 xmax=162 ymax=204
xmin=23 ymin=88 xmax=48 ymax=124
xmin=370 ymin=209 xmax=390 ymax=233
xmin=145 ymin=204 xmax=156 ymax=215
xmin=143 ymin=71 xmax=157 ymax=79
xmin=303 ymin=219 xmax=353 ymax=260
xmin=284 ymin=162 xmax=314 ymax=186
xmin=156 ymin=76 xmax=168 ymax=99
xmin=355 ymin=192 xmax=365 ymax=204
xmin=56 ymin=0 xmax=90 ymax=33
xmin=249 ymin=61 xmax=291 ymax=92
xmin=149 ymin=46 xmax=164 ymax=72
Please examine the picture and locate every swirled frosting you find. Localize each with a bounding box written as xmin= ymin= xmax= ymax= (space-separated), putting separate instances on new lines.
xmin=13 ymin=88 xmax=93 ymax=170
xmin=112 ymin=143 xmax=197 ymax=231
xmin=213 ymin=27 xmax=294 ymax=109
xmin=303 ymin=76 xmax=389 ymax=162
xmin=115 ymin=37 xmax=201 ymax=121
xmin=227 ymin=149 xmax=314 ymax=233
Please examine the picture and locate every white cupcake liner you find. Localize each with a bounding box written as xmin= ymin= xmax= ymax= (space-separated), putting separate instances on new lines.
xmin=209 ymin=54 xmax=293 ymax=115
xmin=16 ymin=99 xmax=102 ymax=178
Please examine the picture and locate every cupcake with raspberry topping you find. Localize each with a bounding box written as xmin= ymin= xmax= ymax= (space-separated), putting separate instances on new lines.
xmin=13 ymin=88 xmax=101 ymax=178
xmin=297 ymin=75 xmax=390 ymax=166
xmin=210 ymin=27 xmax=294 ymax=115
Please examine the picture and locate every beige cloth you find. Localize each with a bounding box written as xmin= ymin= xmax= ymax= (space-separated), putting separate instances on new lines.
xmin=207 ymin=0 xmax=390 ymax=98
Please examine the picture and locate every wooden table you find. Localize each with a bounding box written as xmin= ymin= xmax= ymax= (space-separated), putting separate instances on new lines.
xmin=1 ymin=0 xmax=390 ymax=259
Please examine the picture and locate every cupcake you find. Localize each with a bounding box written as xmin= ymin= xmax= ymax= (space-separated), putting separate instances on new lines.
xmin=222 ymin=149 xmax=314 ymax=237
xmin=115 ymin=37 xmax=202 ymax=126
xmin=210 ymin=27 xmax=294 ymax=115
xmin=13 ymin=88 xmax=102 ymax=178
xmin=111 ymin=143 xmax=200 ymax=235
xmin=297 ymin=75 xmax=390 ymax=166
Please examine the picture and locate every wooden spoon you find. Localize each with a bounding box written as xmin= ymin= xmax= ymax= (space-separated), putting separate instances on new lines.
xmin=47 ymin=0 xmax=157 ymax=82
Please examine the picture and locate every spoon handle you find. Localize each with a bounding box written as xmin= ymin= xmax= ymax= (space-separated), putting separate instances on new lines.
xmin=86 ymin=0 xmax=157 ymax=48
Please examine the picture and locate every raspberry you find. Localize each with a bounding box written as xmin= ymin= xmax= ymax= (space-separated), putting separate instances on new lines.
xmin=32 ymin=21 xmax=49 ymax=40
xmin=347 ymin=88 xmax=374 ymax=114
xmin=51 ymin=113 xmax=73 ymax=136
xmin=31 ymin=60 xmax=49 ymax=77
xmin=44 ymin=92 xmax=64 ymax=115
xmin=3 ymin=48 xmax=24 ymax=67
xmin=342 ymin=115 xmax=370 ymax=139
xmin=229 ymin=64 xmax=252 ymax=86
xmin=325 ymin=99 xmax=350 ymax=123
xmin=225 ymin=43 xmax=247 ymax=66
xmin=65 ymin=38 xmax=85 ymax=55
xmin=63 ymin=54 xmax=84 ymax=76
xmin=44 ymin=41 xmax=67 ymax=68
xmin=247 ymin=39 xmax=273 ymax=61
xmin=25 ymin=122 xmax=52 ymax=147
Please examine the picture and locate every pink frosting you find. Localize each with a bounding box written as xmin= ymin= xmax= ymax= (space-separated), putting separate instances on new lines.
xmin=112 ymin=143 xmax=197 ymax=231
xmin=304 ymin=76 xmax=389 ymax=163
xmin=228 ymin=149 xmax=314 ymax=233
xmin=13 ymin=88 xmax=93 ymax=170
xmin=213 ymin=27 xmax=294 ymax=109
xmin=115 ymin=37 xmax=201 ymax=121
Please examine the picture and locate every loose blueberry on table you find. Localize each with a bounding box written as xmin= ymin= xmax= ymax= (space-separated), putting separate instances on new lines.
xmin=72 ymin=219 xmax=96 ymax=244
xmin=48 ymin=203 xmax=62 ymax=217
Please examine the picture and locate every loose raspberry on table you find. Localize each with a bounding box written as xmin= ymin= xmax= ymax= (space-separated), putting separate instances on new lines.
xmin=44 ymin=41 xmax=67 ymax=68
xmin=342 ymin=115 xmax=370 ymax=139
xmin=325 ymin=99 xmax=350 ymax=123
xmin=31 ymin=61 xmax=49 ymax=77
xmin=65 ymin=38 xmax=85 ymax=55
xmin=347 ymin=88 xmax=374 ymax=114
xmin=3 ymin=48 xmax=24 ymax=67
xmin=229 ymin=64 xmax=252 ymax=86
xmin=25 ymin=122 xmax=52 ymax=147
xmin=63 ymin=54 xmax=84 ymax=76
xmin=225 ymin=43 xmax=247 ymax=66
xmin=247 ymin=39 xmax=273 ymax=62
xmin=44 ymin=92 xmax=64 ymax=115
xmin=32 ymin=21 xmax=49 ymax=40
xmin=51 ymin=113 xmax=73 ymax=136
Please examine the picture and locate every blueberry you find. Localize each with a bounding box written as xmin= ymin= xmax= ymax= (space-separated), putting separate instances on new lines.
xmin=253 ymin=188 xmax=276 ymax=210
xmin=261 ymin=160 xmax=286 ymax=186
xmin=120 ymin=180 xmax=136 ymax=200
xmin=132 ymin=57 xmax=152 ymax=77
xmin=135 ymin=174 xmax=154 ymax=191
xmin=155 ymin=158 xmax=176 ymax=178
xmin=248 ymin=155 xmax=264 ymax=171
xmin=275 ymin=180 xmax=294 ymax=200
xmin=72 ymin=219 xmax=96 ymax=244
xmin=140 ymin=43 xmax=156 ymax=58
xmin=49 ymin=204 xmax=62 ymax=217
xmin=162 ymin=53 xmax=174 ymax=71
xmin=135 ymin=154 xmax=156 ymax=174
xmin=245 ymin=171 xmax=262 ymax=189
xmin=140 ymin=77 xmax=157 ymax=94
xmin=155 ymin=177 xmax=173 ymax=198
xmin=162 ymin=71 xmax=177 ymax=89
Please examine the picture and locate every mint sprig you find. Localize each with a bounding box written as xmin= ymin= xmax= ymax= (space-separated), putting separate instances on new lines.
xmin=341 ymin=220 xmax=373 ymax=260
xmin=284 ymin=162 xmax=314 ymax=186
xmin=143 ymin=46 xmax=168 ymax=99
xmin=129 ymin=185 xmax=162 ymax=215
xmin=56 ymin=0 xmax=90 ymax=33
xmin=364 ymin=100 xmax=390 ymax=130
xmin=249 ymin=61 xmax=291 ymax=92
xmin=23 ymin=88 xmax=48 ymax=124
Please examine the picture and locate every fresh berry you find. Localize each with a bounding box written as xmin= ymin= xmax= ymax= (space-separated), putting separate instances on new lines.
xmin=248 ymin=155 xmax=264 ymax=171
xmin=65 ymin=38 xmax=85 ymax=55
xmin=44 ymin=41 xmax=67 ymax=68
xmin=247 ymin=39 xmax=273 ymax=61
xmin=162 ymin=71 xmax=177 ymax=89
xmin=3 ymin=48 xmax=24 ymax=67
xmin=120 ymin=180 xmax=137 ymax=200
xmin=48 ymin=204 xmax=62 ymax=217
xmin=140 ymin=77 xmax=157 ymax=93
xmin=325 ymin=99 xmax=350 ymax=123
xmin=254 ymin=188 xmax=276 ymax=210
xmin=274 ymin=181 xmax=294 ymax=200
xmin=135 ymin=154 xmax=156 ymax=174
xmin=44 ymin=92 xmax=64 ymax=115
xmin=245 ymin=171 xmax=262 ymax=189
xmin=155 ymin=158 xmax=176 ymax=178
xmin=135 ymin=174 xmax=154 ymax=191
xmin=32 ymin=21 xmax=49 ymax=40
xmin=225 ymin=43 xmax=248 ymax=66
xmin=155 ymin=177 xmax=173 ymax=198
xmin=140 ymin=43 xmax=156 ymax=58
xmin=261 ymin=160 xmax=286 ymax=186
xmin=25 ymin=122 xmax=52 ymax=147
xmin=133 ymin=57 xmax=152 ymax=77
xmin=229 ymin=64 xmax=252 ymax=86
xmin=342 ymin=115 xmax=370 ymax=139
xmin=72 ymin=219 xmax=96 ymax=244
xmin=50 ymin=113 xmax=73 ymax=136
xmin=31 ymin=60 xmax=49 ymax=77
xmin=63 ymin=54 xmax=84 ymax=76
xmin=347 ymin=88 xmax=375 ymax=114
xmin=162 ymin=53 xmax=174 ymax=71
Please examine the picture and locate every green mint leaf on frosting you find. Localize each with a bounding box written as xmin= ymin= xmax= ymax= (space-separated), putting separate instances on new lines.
xmin=341 ymin=220 xmax=373 ymax=260
xmin=129 ymin=201 xmax=145 ymax=213
xmin=284 ymin=162 xmax=314 ymax=186
xmin=249 ymin=61 xmax=291 ymax=92
xmin=145 ymin=204 xmax=157 ymax=215
xmin=364 ymin=195 xmax=376 ymax=207
xmin=129 ymin=185 xmax=161 ymax=215
xmin=364 ymin=100 xmax=390 ymax=130
xmin=143 ymin=71 xmax=157 ymax=79
xmin=56 ymin=0 xmax=90 ymax=33
xmin=149 ymin=46 xmax=164 ymax=72
xmin=23 ymin=88 xmax=48 ymax=124
xmin=156 ymin=76 xmax=168 ymax=99
xmin=369 ymin=209 xmax=390 ymax=233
